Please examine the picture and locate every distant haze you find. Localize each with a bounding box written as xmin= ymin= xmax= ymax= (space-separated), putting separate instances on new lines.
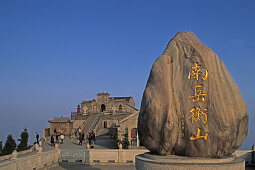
xmin=0 ymin=0 xmax=254 ymax=149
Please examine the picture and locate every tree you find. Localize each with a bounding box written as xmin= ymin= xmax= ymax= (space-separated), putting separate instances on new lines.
xmin=0 ymin=141 xmax=2 ymax=156
xmin=17 ymin=128 xmax=29 ymax=152
xmin=121 ymin=128 xmax=130 ymax=149
xmin=2 ymin=134 xmax=16 ymax=155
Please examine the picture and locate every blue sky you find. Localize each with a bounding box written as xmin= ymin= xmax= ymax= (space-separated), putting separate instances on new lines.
xmin=0 ymin=0 xmax=254 ymax=149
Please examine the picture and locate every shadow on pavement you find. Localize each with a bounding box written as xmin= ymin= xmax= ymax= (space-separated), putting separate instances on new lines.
xmin=58 ymin=163 xmax=101 ymax=170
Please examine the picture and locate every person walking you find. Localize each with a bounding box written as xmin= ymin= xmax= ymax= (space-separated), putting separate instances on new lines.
xmin=36 ymin=132 xmax=39 ymax=144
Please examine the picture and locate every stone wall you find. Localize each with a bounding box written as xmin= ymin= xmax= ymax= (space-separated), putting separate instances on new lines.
xmin=94 ymin=114 xmax=131 ymax=136
xmin=71 ymin=112 xmax=89 ymax=120
xmin=118 ymin=112 xmax=139 ymax=143
xmin=43 ymin=128 xmax=50 ymax=138
xmin=72 ymin=119 xmax=85 ymax=130
xmin=49 ymin=122 xmax=73 ymax=136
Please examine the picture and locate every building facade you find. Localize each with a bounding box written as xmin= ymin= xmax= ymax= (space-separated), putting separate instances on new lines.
xmin=48 ymin=117 xmax=73 ymax=136
xmin=80 ymin=92 xmax=136 ymax=114
xmin=117 ymin=111 xmax=139 ymax=146
xmin=47 ymin=92 xmax=138 ymax=144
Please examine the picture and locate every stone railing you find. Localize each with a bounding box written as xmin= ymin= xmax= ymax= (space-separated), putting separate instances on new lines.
xmin=1 ymin=145 xmax=253 ymax=169
xmin=0 ymin=146 xmax=60 ymax=170
xmin=88 ymin=148 xmax=148 ymax=164
xmin=59 ymin=147 xmax=148 ymax=164
xmin=0 ymin=145 xmax=36 ymax=162
xmin=0 ymin=154 xmax=13 ymax=162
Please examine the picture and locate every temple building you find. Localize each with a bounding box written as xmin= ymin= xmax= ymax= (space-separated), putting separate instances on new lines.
xmin=80 ymin=92 xmax=136 ymax=114
xmin=46 ymin=91 xmax=139 ymax=147
xmin=48 ymin=117 xmax=73 ymax=136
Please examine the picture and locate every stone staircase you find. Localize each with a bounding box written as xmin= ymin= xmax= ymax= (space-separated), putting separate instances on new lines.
xmin=81 ymin=113 xmax=101 ymax=135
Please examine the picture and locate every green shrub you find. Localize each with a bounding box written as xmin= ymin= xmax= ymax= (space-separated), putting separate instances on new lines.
xmin=17 ymin=128 xmax=29 ymax=152
xmin=2 ymin=135 xmax=16 ymax=155
xmin=121 ymin=128 xmax=130 ymax=149
xmin=0 ymin=141 xmax=2 ymax=156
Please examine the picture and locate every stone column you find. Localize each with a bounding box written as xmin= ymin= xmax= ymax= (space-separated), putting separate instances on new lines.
xmin=136 ymin=131 xmax=140 ymax=147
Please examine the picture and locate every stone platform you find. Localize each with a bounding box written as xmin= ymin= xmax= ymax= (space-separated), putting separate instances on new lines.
xmin=135 ymin=152 xmax=245 ymax=170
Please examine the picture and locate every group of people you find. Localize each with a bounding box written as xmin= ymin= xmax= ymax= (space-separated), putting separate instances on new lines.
xmin=50 ymin=134 xmax=64 ymax=146
xmin=47 ymin=128 xmax=96 ymax=148
xmin=87 ymin=131 xmax=96 ymax=148
xmin=77 ymin=130 xmax=96 ymax=148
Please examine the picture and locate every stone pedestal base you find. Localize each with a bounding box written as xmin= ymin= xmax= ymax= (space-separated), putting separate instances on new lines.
xmin=135 ymin=153 xmax=244 ymax=170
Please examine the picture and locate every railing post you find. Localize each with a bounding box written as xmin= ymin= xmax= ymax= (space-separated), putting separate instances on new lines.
xmin=37 ymin=145 xmax=43 ymax=169
xmin=11 ymin=150 xmax=17 ymax=170
xmin=55 ymin=144 xmax=61 ymax=164
xmin=85 ymin=149 xmax=90 ymax=164
xmin=118 ymin=143 xmax=122 ymax=163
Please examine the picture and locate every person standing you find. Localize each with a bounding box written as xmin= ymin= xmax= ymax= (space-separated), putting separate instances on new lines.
xmin=92 ymin=131 xmax=96 ymax=144
xmin=36 ymin=132 xmax=39 ymax=144
xmin=79 ymin=135 xmax=83 ymax=145
xmin=82 ymin=133 xmax=85 ymax=142
xmin=88 ymin=132 xmax=92 ymax=146
xmin=56 ymin=134 xmax=59 ymax=143
xmin=60 ymin=134 xmax=64 ymax=144
xmin=50 ymin=135 xmax=55 ymax=146
xmin=78 ymin=127 xmax=81 ymax=136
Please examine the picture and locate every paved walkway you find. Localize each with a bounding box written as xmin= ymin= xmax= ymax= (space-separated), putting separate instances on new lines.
xmin=42 ymin=135 xmax=118 ymax=150
xmin=49 ymin=164 xmax=255 ymax=170
xmin=50 ymin=164 xmax=136 ymax=170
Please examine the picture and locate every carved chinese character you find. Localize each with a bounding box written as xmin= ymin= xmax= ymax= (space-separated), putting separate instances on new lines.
xmin=179 ymin=112 xmax=185 ymax=119
xmin=190 ymin=128 xmax=208 ymax=140
xmin=189 ymin=84 xmax=207 ymax=102
xmin=188 ymin=106 xmax=207 ymax=124
xmin=188 ymin=62 xmax=208 ymax=81
xmin=178 ymin=112 xmax=185 ymax=137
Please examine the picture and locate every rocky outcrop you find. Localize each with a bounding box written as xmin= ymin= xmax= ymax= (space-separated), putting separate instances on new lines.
xmin=138 ymin=31 xmax=248 ymax=158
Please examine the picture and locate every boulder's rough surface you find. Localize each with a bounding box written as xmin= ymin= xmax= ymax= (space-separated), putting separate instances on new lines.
xmin=138 ymin=31 xmax=248 ymax=158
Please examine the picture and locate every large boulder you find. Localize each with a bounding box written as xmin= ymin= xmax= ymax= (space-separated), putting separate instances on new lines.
xmin=138 ymin=31 xmax=248 ymax=158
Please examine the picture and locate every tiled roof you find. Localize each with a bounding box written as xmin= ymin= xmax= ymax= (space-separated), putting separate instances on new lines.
xmin=109 ymin=97 xmax=132 ymax=101
xmin=48 ymin=117 xmax=70 ymax=123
